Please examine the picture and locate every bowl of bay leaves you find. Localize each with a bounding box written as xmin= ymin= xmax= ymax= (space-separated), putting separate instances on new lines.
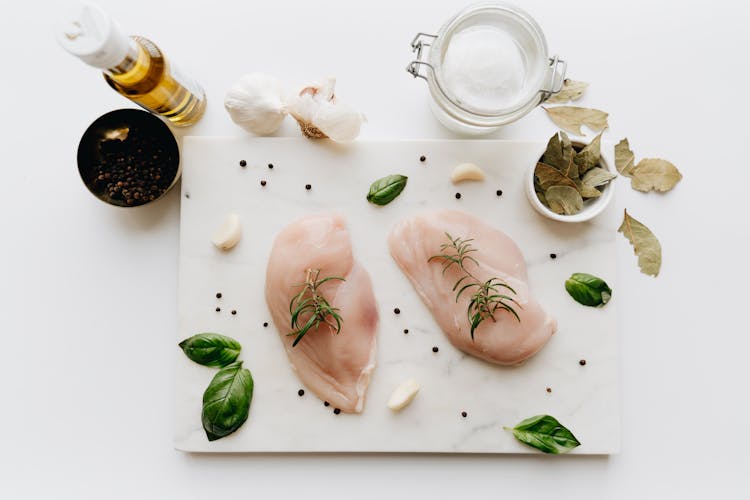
xmin=527 ymin=131 xmax=616 ymax=223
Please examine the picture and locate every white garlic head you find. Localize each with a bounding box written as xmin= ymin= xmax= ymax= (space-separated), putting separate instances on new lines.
xmin=286 ymin=77 xmax=365 ymax=142
xmin=224 ymin=73 xmax=287 ymax=135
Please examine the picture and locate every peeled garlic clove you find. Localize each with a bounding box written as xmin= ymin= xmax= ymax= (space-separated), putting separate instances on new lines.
xmin=387 ymin=378 xmax=420 ymax=411
xmin=211 ymin=214 xmax=242 ymax=251
xmin=224 ymin=73 xmax=287 ymax=135
xmin=286 ymin=77 xmax=364 ymax=142
xmin=451 ymin=163 xmax=486 ymax=184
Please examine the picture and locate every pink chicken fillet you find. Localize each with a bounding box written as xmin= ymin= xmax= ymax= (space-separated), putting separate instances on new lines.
xmin=265 ymin=214 xmax=378 ymax=413
xmin=389 ymin=210 xmax=556 ymax=365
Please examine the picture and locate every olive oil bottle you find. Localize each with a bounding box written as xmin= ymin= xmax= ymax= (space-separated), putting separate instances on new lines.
xmin=57 ymin=3 xmax=206 ymax=127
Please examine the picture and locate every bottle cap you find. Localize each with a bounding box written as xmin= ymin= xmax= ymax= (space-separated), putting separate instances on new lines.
xmin=56 ymin=3 xmax=131 ymax=69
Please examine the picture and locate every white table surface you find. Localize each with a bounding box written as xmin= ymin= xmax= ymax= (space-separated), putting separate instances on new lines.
xmin=1 ymin=0 xmax=748 ymax=498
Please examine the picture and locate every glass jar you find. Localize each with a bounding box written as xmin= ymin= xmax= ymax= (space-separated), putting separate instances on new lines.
xmin=407 ymin=2 xmax=566 ymax=135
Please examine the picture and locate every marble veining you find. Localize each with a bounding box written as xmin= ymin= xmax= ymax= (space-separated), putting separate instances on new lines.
xmin=175 ymin=138 xmax=620 ymax=454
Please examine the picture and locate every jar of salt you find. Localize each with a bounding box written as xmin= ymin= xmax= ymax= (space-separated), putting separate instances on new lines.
xmin=407 ymin=2 xmax=566 ymax=134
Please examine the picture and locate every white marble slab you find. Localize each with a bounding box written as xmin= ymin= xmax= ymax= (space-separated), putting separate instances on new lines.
xmin=175 ymin=137 xmax=620 ymax=454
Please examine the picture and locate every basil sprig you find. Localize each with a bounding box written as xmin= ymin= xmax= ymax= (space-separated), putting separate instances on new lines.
xmin=506 ymin=414 xmax=581 ymax=454
xmin=366 ymin=174 xmax=408 ymax=205
xmin=564 ymin=272 xmax=612 ymax=307
xmin=202 ymin=361 xmax=254 ymax=441
xmin=178 ymin=333 xmax=241 ymax=367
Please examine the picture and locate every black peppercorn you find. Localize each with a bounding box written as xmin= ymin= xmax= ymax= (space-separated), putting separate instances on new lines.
xmin=579 ymin=359 xmax=587 ymax=366
xmin=268 ymin=163 xmax=274 ymax=169
xmin=455 ymin=193 xmax=461 ymax=199
xmin=239 ymin=160 xmax=247 ymax=167
xmin=231 ymin=310 xmax=237 ymax=315
xmin=260 ymin=180 xmax=267 ymax=186
xmin=546 ymin=387 xmax=552 ymax=393
xmin=461 ymin=411 xmax=467 ymax=418
xmin=324 ymin=401 xmax=330 ymax=407
xmin=419 ymin=155 xmax=426 ymax=162
xmin=432 ymin=346 xmax=439 ymax=353
xmin=305 ymin=184 xmax=312 ymax=190
xmin=333 ymin=408 xmax=341 ymax=415
xmin=393 ymin=308 xmax=400 ymax=314
xmin=215 ymin=307 xmax=221 ymax=312
xmin=263 ymin=322 xmax=269 ymax=327
xmin=550 ymin=253 xmax=557 ymax=259
xmin=298 ymin=389 xmax=305 ymax=397
xmin=403 ymin=329 xmax=409 ymax=334
xmin=216 ymin=293 xmax=222 ymax=299
xmin=496 ymin=189 xmax=503 ymax=196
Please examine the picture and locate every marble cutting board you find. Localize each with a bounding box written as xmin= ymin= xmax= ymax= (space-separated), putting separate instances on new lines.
xmin=175 ymin=137 xmax=620 ymax=454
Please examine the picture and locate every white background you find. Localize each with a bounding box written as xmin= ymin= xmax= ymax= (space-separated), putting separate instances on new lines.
xmin=1 ymin=0 xmax=748 ymax=498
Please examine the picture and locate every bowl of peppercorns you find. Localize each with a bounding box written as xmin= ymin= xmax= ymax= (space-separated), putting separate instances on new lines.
xmin=77 ymin=108 xmax=180 ymax=207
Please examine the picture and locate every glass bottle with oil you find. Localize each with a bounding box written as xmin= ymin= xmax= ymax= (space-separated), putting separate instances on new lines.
xmin=57 ymin=3 xmax=206 ymax=127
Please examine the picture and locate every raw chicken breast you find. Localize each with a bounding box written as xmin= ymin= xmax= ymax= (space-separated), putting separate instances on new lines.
xmin=389 ymin=210 xmax=556 ymax=365
xmin=265 ymin=214 xmax=378 ymax=413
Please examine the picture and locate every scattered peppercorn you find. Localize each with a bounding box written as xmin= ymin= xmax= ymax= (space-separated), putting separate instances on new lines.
xmin=496 ymin=189 xmax=503 ymax=196
xmin=268 ymin=163 xmax=274 ymax=169
xmin=546 ymin=387 xmax=552 ymax=393
xmin=432 ymin=346 xmax=439 ymax=353
xmin=305 ymin=184 xmax=312 ymax=190
xmin=333 ymin=408 xmax=341 ymax=415
xmin=550 ymin=253 xmax=557 ymax=259
xmin=185 ymin=193 xmax=190 ymax=199
xmin=461 ymin=411 xmax=467 ymax=418
xmin=455 ymin=192 xmax=461 ymax=199
xmin=216 ymin=293 xmax=222 ymax=299
xmin=298 ymin=389 xmax=305 ymax=397
xmin=403 ymin=329 xmax=409 ymax=334
xmin=263 ymin=322 xmax=268 ymax=327
xmin=419 ymin=155 xmax=426 ymax=162
xmin=239 ymin=160 xmax=247 ymax=167
xmin=215 ymin=307 xmax=221 ymax=312
xmin=579 ymin=359 xmax=587 ymax=366
xmin=393 ymin=308 xmax=400 ymax=314
xmin=324 ymin=401 xmax=330 ymax=407
xmin=260 ymin=180 xmax=267 ymax=186
xmin=231 ymin=310 xmax=237 ymax=315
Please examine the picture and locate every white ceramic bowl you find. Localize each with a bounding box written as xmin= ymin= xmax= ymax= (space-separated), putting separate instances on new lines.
xmin=525 ymin=141 xmax=615 ymax=223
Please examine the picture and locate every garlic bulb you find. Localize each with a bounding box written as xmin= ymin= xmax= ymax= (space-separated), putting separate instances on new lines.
xmin=224 ymin=73 xmax=287 ymax=135
xmin=286 ymin=77 xmax=365 ymax=142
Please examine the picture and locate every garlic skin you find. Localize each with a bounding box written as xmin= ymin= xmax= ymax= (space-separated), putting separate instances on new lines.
xmin=286 ymin=77 xmax=364 ymax=142
xmin=224 ymin=73 xmax=287 ymax=135
xmin=211 ymin=213 xmax=242 ymax=251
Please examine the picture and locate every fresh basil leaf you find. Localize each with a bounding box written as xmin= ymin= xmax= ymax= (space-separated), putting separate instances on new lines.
xmin=507 ymin=414 xmax=581 ymax=454
xmin=565 ymin=273 xmax=612 ymax=307
xmin=202 ymin=361 xmax=254 ymax=441
xmin=178 ymin=333 xmax=241 ymax=368
xmin=366 ymin=174 xmax=408 ymax=206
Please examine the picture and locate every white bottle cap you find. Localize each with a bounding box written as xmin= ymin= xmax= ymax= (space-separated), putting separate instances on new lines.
xmin=56 ymin=3 xmax=131 ymax=69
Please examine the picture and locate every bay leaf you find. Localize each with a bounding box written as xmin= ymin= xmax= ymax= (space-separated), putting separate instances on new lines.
xmin=582 ymin=167 xmax=617 ymax=187
xmin=535 ymin=190 xmax=547 ymax=206
xmin=535 ymin=162 xmax=578 ymax=191
xmin=574 ymin=179 xmax=602 ymax=199
xmin=541 ymin=132 xmax=563 ymax=168
xmin=545 ymin=185 xmax=583 ymax=215
xmin=630 ymin=158 xmax=682 ymax=193
xmin=574 ymin=132 xmax=603 ymax=175
xmin=618 ymin=209 xmax=662 ymax=277
xmin=543 ymin=106 xmax=609 ymax=136
xmin=546 ymin=79 xmax=589 ymax=104
xmin=615 ymin=138 xmax=636 ymax=177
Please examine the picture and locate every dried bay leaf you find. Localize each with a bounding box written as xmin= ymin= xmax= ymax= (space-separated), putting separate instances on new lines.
xmin=618 ymin=209 xmax=661 ymax=277
xmin=574 ymin=179 xmax=602 ymax=199
xmin=630 ymin=158 xmax=682 ymax=193
xmin=535 ymin=162 xmax=578 ymax=191
xmin=545 ymin=185 xmax=583 ymax=215
xmin=615 ymin=138 xmax=636 ymax=177
xmin=541 ymin=131 xmax=576 ymax=178
xmin=574 ymin=132 xmax=603 ymax=175
xmin=582 ymin=167 xmax=617 ymax=187
xmin=546 ymin=79 xmax=589 ymax=104
xmin=543 ymin=106 xmax=609 ymax=136
xmin=535 ymin=190 xmax=547 ymax=206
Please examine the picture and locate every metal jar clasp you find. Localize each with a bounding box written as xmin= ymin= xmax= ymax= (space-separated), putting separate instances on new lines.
xmin=540 ymin=55 xmax=567 ymax=101
xmin=406 ymin=32 xmax=438 ymax=81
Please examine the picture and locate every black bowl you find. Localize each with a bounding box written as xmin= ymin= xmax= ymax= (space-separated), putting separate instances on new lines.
xmin=77 ymin=108 xmax=180 ymax=207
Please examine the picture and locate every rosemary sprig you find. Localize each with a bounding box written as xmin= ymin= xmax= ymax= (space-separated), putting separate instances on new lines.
xmin=428 ymin=233 xmax=521 ymax=340
xmin=288 ymin=268 xmax=345 ymax=347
